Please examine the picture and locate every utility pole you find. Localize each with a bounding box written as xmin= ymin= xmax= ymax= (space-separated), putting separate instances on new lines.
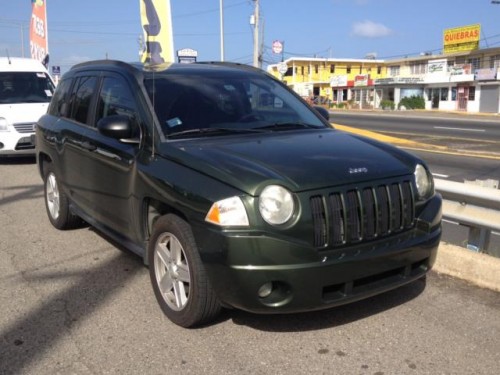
xmin=219 ymin=0 xmax=225 ymax=61
xmin=20 ymin=23 xmax=25 ymax=57
xmin=252 ymin=0 xmax=260 ymax=68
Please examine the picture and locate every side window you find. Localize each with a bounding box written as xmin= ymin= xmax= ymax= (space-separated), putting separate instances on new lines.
xmin=48 ymin=78 xmax=72 ymax=116
xmin=95 ymin=76 xmax=139 ymax=136
xmin=69 ymin=76 xmax=98 ymax=124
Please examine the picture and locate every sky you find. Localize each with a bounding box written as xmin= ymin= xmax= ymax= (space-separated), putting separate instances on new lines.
xmin=1 ymin=0 xmax=500 ymax=73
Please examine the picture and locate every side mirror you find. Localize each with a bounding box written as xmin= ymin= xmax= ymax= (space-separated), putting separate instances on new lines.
xmin=313 ymin=106 xmax=330 ymax=121
xmin=97 ymin=115 xmax=134 ymax=140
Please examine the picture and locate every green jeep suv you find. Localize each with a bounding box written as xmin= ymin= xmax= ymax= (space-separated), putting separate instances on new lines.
xmin=36 ymin=60 xmax=441 ymax=327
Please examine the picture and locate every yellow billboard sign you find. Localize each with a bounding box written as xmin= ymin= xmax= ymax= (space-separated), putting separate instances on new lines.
xmin=443 ymin=24 xmax=480 ymax=54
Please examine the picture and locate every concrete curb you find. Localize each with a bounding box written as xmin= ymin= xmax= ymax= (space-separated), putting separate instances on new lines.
xmin=434 ymin=243 xmax=500 ymax=292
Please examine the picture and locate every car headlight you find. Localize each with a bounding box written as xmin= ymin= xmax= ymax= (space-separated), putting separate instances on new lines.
xmin=414 ymin=164 xmax=433 ymax=199
xmin=0 ymin=117 xmax=10 ymax=132
xmin=205 ymin=196 xmax=249 ymax=226
xmin=259 ymin=185 xmax=294 ymax=225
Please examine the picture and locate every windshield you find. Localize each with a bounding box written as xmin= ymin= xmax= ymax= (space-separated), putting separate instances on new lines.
xmin=0 ymin=72 xmax=55 ymax=104
xmin=144 ymin=72 xmax=327 ymax=138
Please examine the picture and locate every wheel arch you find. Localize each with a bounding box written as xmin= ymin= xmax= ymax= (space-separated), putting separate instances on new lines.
xmin=37 ymin=152 xmax=53 ymax=178
xmin=142 ymin=197 xmax=191 ymax=265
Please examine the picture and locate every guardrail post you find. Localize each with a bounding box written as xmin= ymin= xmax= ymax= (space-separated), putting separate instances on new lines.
xmin=466 ymin=227 xmax=491 ymax=252
xmin=435 ymin=178 xmax=500 ymax=257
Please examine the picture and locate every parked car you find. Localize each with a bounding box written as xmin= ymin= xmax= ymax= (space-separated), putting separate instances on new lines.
xmin=36 ymin=60 xmax=442 ymax=327
xmin=0 ymin=57 xmax=55 ymax=156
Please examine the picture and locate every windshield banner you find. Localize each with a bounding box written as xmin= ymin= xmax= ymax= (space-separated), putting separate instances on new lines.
xmin=30 ymin=0 xmax=49 ymax=67
xmin=140 ymin=0 xmax=174 ymax=64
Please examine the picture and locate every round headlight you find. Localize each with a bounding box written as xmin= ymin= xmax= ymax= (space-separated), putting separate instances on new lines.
xmin=259 ymin=185 xmax=294 ymax=225
xmin=414 ymin=164 xmax=432 ymax=198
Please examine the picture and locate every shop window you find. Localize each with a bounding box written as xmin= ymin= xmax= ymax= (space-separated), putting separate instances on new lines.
xmin=467 ymin=58 xmax=480 ymax=71
xmin=426 ymin=89 xmax=432 ymax=101
xmin=468 ymin=87 xmax=476 ymax=101
xmin=440 ymin=88 xmax=448 ymax=101
xmin=389 ymin=66 xmax=400 ymax=77
xmin=451 ymin=87 xmax=457 ymax=101
xmin=490 ymin=55 xmax=500 ymax=69
xmin=410 ymin=63 xmax=426 ymax=74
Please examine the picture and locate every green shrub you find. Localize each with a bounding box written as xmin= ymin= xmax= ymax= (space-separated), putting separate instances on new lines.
xmin=398 ymin=95 xmax=425 ymax=110
xmin=380 ymin=99 xmax=395 ymax=110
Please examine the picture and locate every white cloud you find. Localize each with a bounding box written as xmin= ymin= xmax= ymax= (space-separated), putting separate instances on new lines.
xmin=351 ymin=20 xmax=392 ymax=38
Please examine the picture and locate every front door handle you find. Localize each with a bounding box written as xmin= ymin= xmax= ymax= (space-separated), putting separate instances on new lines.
xmin=81 ymin=141 xmax=97 ymax=151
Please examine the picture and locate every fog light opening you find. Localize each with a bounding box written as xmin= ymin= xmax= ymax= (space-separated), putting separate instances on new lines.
xmin=258 ymin=282 xmax=274 ymax=298
xmin=257 ymin=281 xmax=293 ymax=307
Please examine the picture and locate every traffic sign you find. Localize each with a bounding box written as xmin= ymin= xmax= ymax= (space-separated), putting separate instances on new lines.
xmin=278 ymin=62 xmax=288 ymax=74
xmin=272 ymin=40 xmax=283 ymax=55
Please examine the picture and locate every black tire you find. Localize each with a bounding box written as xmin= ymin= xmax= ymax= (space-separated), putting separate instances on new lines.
xmin=43 ymin=163 xmax=81 ymax=229
xmin=148 ymin=214 xmax=221 ymax=327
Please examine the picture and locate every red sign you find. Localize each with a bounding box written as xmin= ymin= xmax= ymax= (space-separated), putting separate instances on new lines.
xmin=272 ymin=40 xmax=283 ymax=54
xmin=30 ymin=0 xmax=48 ymax=64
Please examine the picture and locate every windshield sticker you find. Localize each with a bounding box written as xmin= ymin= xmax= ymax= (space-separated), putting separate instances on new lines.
xmin=36 ymin=72 xmax=45 ymax=78
xmin=45 ymin=90 xmax=53 ymax=97
xmin=224 ymin=85 xmax=235 ymax=91
xmin=274 ymin=97 xmax=284 ymax=108
xmin=167 ymin=117 xmax=183 ymax=127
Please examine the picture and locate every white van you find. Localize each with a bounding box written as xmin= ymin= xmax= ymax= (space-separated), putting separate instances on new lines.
xmin=0 ymin=57 xmax=55 ymax=156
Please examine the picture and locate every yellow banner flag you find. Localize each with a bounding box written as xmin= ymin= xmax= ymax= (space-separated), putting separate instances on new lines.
xmin=140 ymin=0 xmax=174 ymax=64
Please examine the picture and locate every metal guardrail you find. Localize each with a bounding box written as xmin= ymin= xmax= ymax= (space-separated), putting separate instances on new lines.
xmin=435 ymin=178 xmax=500 ymax=254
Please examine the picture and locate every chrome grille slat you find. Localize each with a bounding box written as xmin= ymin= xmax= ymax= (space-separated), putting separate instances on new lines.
xmin=13 ymin=123 xmax=35 ymax=133
xmin=311 ymin=180 xmax=415 ymax=248
xmin=328 ymin=194 xmax=345 ymax=246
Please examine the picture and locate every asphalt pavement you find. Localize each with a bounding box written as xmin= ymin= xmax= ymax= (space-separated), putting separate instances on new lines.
xmin=330 ymin=109 xmax=500 ymax=158
xmin=1 ymin=158 xmax=499 ymax=374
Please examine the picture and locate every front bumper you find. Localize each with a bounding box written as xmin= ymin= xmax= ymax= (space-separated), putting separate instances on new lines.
xmin=196 ymin=194 xmax=442 ymax=314
xmin=0 ymin=132 xmax=36 ymax=155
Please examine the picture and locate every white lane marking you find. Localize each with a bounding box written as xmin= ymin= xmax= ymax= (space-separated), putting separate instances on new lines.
xmin=432 ymin=173 xmax=449 ymax=178
xmin=434 ymin=126 xmax=485 ymax=132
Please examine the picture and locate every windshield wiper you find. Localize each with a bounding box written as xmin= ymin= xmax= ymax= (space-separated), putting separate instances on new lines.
xmin=254 ymin=122 xmax=324 ymax=131
xmin=167 ymin=127 xmax=266 ymax=138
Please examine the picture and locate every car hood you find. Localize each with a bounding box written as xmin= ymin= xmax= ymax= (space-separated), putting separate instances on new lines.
xmin=0 ymin=102 xmax=50 ymax=124
xmin=158 ymin=129 xmax=418 ymax=195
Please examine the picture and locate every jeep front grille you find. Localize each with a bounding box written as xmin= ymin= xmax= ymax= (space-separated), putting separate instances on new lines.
xmin=310 ymin=181 xmax=415 ymax=248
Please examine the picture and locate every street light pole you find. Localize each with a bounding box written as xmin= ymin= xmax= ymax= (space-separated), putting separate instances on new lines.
xmin=219 ymin=0 xmax=225 ymax=61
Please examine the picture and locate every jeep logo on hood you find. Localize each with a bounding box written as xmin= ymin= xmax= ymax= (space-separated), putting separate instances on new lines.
xmin=349 ymin=167 xmax=369 ymax=174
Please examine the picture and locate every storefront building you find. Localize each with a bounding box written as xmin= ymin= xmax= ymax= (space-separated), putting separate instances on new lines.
xmin=267 ymin=46 xmax=500 ymax=114
xmin=268 ymin=57 xmax=386 ymax=108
